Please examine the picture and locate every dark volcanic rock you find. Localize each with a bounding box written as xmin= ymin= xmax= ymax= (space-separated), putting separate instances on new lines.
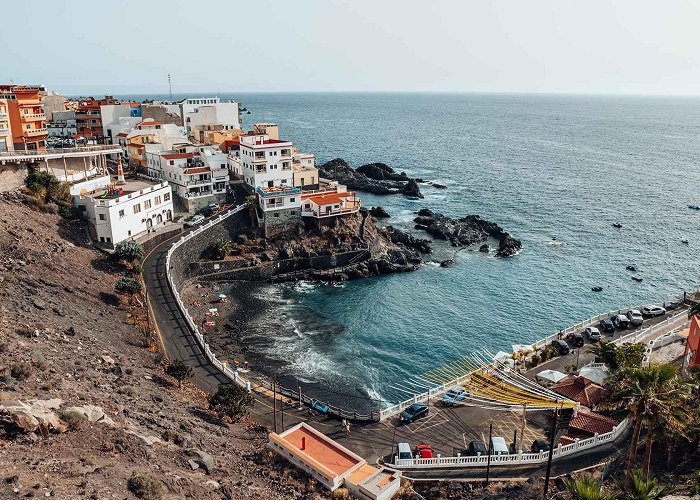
xmin=356 ymin=163 xmax=409 ymax=182
xmin=413 ymin=210 xmax=522 ymax=258
xmin=369 ymin=206 xmax=391 ymax=218
xmin=401 ymin=178 xmax=424 ymax=198
xmin=387 ymin=227 xmax=431 ymax=254
xmin=440 ymin=259 xmax=455 ymax=268
xmin=479 ymin=244 xmax=489 ymax=253
xmin=318 ymin=159 xmax=399 ymax=195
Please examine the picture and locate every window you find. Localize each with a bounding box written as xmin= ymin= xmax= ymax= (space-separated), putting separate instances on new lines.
xmin=99 ymin=214 xmax=106 ymax=220
xmin=99 ymin=237 xmax=105 ymax=242
xmin=133 ymin=203 xmax=141 ymax=214
xmin=127 ymin=230 xmax=131 ymax=236
xmin=290 ymin=198 xmax=295 ymax=203
xmin=169 ymin=160 xmax=174 ymax=165
xmin=118 ymin=209 xmax=124 ymax=218
xmin=144 ymin=199 xmax=151 ymax=209
xmin=164 ymin=192 xmax=171 ymax=201
xmin=154 ymin=196 xmax=161 ymax=205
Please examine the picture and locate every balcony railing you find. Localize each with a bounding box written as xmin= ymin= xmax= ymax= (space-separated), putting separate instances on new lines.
xmin=185 ymin=178 xmax=212 ymax=186
xmin=25 ymin=127 xmax=47 ymax=136
xmin=256 ymin=186 xmax=301 ymax=197
xmin=24 ymin=113 xmax=45 ymax=120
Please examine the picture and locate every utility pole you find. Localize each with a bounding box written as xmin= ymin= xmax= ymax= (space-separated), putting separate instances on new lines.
xmin=272 ymin=378 xmax=277 ymax=434
xmin=168 ymin=74 xmax=173 ymax=101
xmin=485 ymin=423 xmax=493 ymax=485
xmin=542 ymin=406 xmax=560 ymax=499
xmin=520 ymin=403 xmax=527 ymax=453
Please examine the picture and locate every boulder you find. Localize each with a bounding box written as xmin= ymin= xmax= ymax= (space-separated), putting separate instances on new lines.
xmin=388 ymin=227 xmax=431 ymax=254
xmin=479 ymin=244 xmax=489 ymax=253
xmin=0 ymin=400 xmax=39 ymax=435
xmin=356 ymin=163 xmax=408 ymax=182
xmin=368 ymin=206 xmax=390 ymax=218
xmin=401 ymin=179 xmax=424 ymax=198
xmin=187 ymin=449 xmax=215 ymax=474
xmin=440 ymin=259 xmax=455 ymax=268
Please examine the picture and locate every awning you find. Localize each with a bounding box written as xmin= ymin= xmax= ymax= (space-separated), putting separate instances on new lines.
xmin=578 ymin=365 xmax=610 ymax=385
xmin=535 ymin=369 xmax=568 ymax=384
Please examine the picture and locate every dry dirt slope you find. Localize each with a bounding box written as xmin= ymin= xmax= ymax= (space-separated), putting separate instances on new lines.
xmin=0 ymin=196 xmax=322 ymax=500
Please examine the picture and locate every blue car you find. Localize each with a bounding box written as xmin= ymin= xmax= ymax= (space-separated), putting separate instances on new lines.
xmin=399 ymin=403 xmax=429 ymax=423
xmin=441 ymin=387 xmax=468 ymax=406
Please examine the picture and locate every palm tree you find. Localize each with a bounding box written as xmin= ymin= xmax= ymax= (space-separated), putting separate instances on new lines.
xmin=624 ymin=469 xmax=672 ymax=500
xmin=605 ymin=363 xmax=691 ymax=481
xmin=689 ymin=301 xmax=700 ymax=319
xmin=564 ymin=476 xmax=616 ymax=500
xmin=213 ymin=237 xmax=232 ymax=259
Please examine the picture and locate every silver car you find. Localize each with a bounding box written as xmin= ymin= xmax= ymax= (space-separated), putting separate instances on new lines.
xmin=626 ymin=309 xmax=644 ymax=327
xmin=641 ymin=305 xmax=666 ymax=317
xmin=585 ymin=326 xmax=601 ymax=342
xmin=185 ymin=214 xmax=205 ymax=227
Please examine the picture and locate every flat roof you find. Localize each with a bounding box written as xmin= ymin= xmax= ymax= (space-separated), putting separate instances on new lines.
xmin=275 ymin=424 xmax=362 ymax=477
xmin=84 ymin=178 xmax=166 ymax=200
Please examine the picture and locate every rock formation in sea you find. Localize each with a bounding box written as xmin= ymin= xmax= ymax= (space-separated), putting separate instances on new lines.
xmin=413 ymin=208 xmax=522 ymax=257
xmin=318 ymin=158 xmax=422 ymax=198
xmin=369 ymin=206 xmax=391 ymax=218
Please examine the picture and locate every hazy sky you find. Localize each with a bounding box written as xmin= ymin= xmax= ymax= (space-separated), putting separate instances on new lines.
xmin=3 ymin=0 xmax=700 ymax=95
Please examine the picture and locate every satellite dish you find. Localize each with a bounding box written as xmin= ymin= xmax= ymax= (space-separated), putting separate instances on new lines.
xmin=79 ymin=188 xmax=88 ymax=199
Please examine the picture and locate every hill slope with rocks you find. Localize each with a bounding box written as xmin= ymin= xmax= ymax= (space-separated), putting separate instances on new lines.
xmin=0 ymin=194 xmax=314 ymax=500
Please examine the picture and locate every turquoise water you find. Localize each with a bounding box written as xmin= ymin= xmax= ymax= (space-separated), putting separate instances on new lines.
xmin=129 ymin=93 xmax=700 ymax=408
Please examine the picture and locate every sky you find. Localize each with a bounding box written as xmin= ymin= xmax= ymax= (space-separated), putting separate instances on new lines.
xmin=2 ymin=0 xmax=700 ymax=96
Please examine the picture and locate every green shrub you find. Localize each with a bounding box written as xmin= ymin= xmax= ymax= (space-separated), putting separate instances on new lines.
xmin=10 ymin=362 xmax=32 ymax=381
xmin=61 ymin=410 xmax=87 ymax=430
xmin=114 ymin=241 xmax=145 ymax=264
xmin=127 ymin=473 xmax=163 ymax=500
xmin=115 ymin=278 xmax=142 ymax=295
xmin=209 ymin=384 xmax=254 ymax=421
xmin=165 ymin=359 xmax=193 ymax=387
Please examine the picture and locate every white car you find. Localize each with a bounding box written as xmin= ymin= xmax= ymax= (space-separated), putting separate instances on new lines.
xmin=185 ymin=214 xmax=205 ymax=227
xmin=491 ymin=436 xmax=509 ymax=455
xmin=626 ymin=309 xmax=644 ymax=327
xmin=641 ymin=305 xmax=666 ymax=317
xmin=585 ymin=326 xmax=601 ymax=342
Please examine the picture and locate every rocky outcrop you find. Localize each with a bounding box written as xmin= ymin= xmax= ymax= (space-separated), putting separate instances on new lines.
xmin=401 ymin=178 xmax=424 ymax=198
xmin=413 ymin=209 xmax=522 ymax=258
xmin=356 ymin=163 xmax=409 ymax=182
xmin=319 ymin=158 xmax=424 ymax=198
xmin=369 ymin=206 xmax=391 ymax=218
xmin=387 ymin=227 xmax=431 ymax=254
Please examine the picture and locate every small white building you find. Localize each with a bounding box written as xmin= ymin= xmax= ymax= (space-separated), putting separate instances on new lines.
xmin=73 ymin=177 xmax=174 ymax=248
xmin=179 ymin=97 xmax=240 ymax=138
xmin=301 ymin=187 xmax=360 ymax=219
xmin=292 ymin=149 xmax=319 ymax=191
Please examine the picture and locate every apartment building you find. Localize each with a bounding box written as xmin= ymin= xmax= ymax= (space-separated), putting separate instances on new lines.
xmin=47 ymin=110 xmax=77 ymax=138
xmin=145 ymin=144 xmax=228 ymax=212
xmin=0 ymin=84 xmax=48 ymax=151
xmin=125 ymin=119 xmax=188 ymax=169
xmin=181 ymin=98 xmax=241 ymax=141
xmin=0 ymin=99 xmax=12 ymax=152
xmin=75 ymin=96 xmax=120 ymax=142
xmin=292 ymin=150 xmax=319 ymax=190
xmin=42 ymin=91 xmax=67 ymax=121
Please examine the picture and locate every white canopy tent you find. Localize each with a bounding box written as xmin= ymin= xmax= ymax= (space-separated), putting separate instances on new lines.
xmin=578 ymin=365 xmax=610 ymax=385
xmin=535 ymin=369 xmax=568 ymax=384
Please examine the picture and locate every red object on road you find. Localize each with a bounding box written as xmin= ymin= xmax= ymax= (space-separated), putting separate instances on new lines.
xmin=414 ymin=444 xmax=433 ymax=459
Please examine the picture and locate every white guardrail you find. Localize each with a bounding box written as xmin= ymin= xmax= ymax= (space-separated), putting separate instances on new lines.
xmin=391 ymin=417 xmax=630 ymax=469
xmin=379 ymin=292 xmax=690 ymax=421
xmin=165 ymin=205 xmax=252 ymax=391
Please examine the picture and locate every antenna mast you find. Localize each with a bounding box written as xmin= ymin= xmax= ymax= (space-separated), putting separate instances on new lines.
xmin=168 ymin=74 xmax=172 ymax=101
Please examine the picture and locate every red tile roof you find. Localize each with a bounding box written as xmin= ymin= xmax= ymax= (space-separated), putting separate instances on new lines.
xmin=302 ymin=191 xmax=355 ymax=206
xmin=161 ymin=152 xmax=195 ymax=160
xmin=552 ymin=376 xmax=610 ymax=408
xmin=137 ymin=121 xmax=163 ymax=127
xmin=116 ymin=132 xmax=128 ymax=138
xmin=183 ymin=167 xmax=210 ymax=174
xmin=568 ymin=410 xmax=618 ymax=436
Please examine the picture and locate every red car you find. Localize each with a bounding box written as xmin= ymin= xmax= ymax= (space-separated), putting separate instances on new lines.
xmin=414 ymin=444 xmax=433 ymax=459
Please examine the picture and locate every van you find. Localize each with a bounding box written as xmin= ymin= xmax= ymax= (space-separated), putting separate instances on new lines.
xmin=491 ymin=436 xmax=509 ymax=455
xmin=396 ymin=442 xmax=413 ymax=461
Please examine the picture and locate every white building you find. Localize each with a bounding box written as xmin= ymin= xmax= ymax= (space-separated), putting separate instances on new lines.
xmin=292 ymin=149 xmax=319 ymax=191
xmin=145 ymin=144 xmax=228 ymax=212
xmin=178 ymin=97 xmax=240 ymax=139
xmin=238 ymin=133 xmax=301 ymax=227
xmin=72 ymin=177 xmax=174 ymax=248
xmin=47 ymin=110 xmax=77 ymax=138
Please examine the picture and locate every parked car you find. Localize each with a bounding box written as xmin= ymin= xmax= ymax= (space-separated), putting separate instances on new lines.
xmin=641 ymin=305 xmax=666 ymax=317
xmin=665 ymin=299 xmax=683 ymax=311
xmin=585 ymin=326 xmax=601 ymax=342
xmin=599 ymin=319 xmax=615 ymax=334
xmin=400 ymin=403 xmax=429 ymax=424
xmin=566 ymin=332 xmax=585 ymax=347
xmin=199 ymin=206 xmax=214 ymax=217
xmin=551 ymin=339 xmax=570 ymax=355
xmin=612 ymin=314 xmax=630 ymax=329
xmin=414 ymin=444 xmax=433 ymax=459
xmin=626 ymin=309 xmax=644 ymax=327
xmin=466 ymin=440 xmax=488 ymax=456
xmin=442 ymin=386 xmax=468 ymax=406
xmin=491 ymin=436 xmax=509 ymax=455
xmin=396 ymin=442 xmax=413 ymax=461
xmin=184 ymin=214 xmax=205 ymax=227
xmin=531 ymin=439 xmax=550 ymax=453
xmin=207 ymin=202 xmax=220 ymax=212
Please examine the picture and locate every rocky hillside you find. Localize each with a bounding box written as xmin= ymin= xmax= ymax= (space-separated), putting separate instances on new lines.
xmin=0 ymin=194 xmax=316 ymax=500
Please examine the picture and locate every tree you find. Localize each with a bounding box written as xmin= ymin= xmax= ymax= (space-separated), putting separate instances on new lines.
xmin=624 ymin=469 xmax=672 ymax=500
xmin=165 ymin=359 xmax=193 ymax=388
xmin=115 ymin=277 xmax=143 ymax=296
xmin=590 ymin=341 xmax=645 ymax=372
xmin=209 ymin=384 xmax=254 ymax=421
xmin=564 ymin=476 xmax=616 ymax=500
xmin=605 ymin=363 xmax=691 ymax=482
xmin=213 ymin=238 xmax=232 ymax=260
xmin=114 ymin=241 xmax=145 ymax=265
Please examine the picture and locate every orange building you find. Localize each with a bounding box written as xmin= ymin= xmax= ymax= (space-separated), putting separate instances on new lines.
xmin=75 ymin=95 xmax=119 ymax=142
xmin=682 ymin=315 xmax=700 ymax=371
xmin=0 ymin=84 xmax=48 ymax=151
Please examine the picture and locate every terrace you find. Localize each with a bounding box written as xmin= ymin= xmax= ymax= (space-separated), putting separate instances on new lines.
xmin=256 ymin=185 xmax=301 ymax=197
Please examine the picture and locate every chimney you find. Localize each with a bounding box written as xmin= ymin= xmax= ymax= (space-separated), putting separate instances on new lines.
xmin=116 ymin=156 xmax=126 ymax=185
xmin=300 ymin=437 xmax=306 ymax=451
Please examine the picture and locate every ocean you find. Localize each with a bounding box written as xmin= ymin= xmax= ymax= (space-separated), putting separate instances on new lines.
xmin=126 ymin=92 xmax=700 ymax=410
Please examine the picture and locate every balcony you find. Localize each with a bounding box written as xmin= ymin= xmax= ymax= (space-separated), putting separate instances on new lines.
xmin=185 ymin=178 xmax=212 ymax=186
xmin=256 ymin=186 xmax=301 ymax=197
xmin=252 ymin=156 xmax=267 ymax=163
xmin=23 ymin=113 xmax=45 ymax=122
xmin=0 ymin=112 xmax=8 ymax=119
xmin=24 ymin=127 xmax=47 ymax=136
